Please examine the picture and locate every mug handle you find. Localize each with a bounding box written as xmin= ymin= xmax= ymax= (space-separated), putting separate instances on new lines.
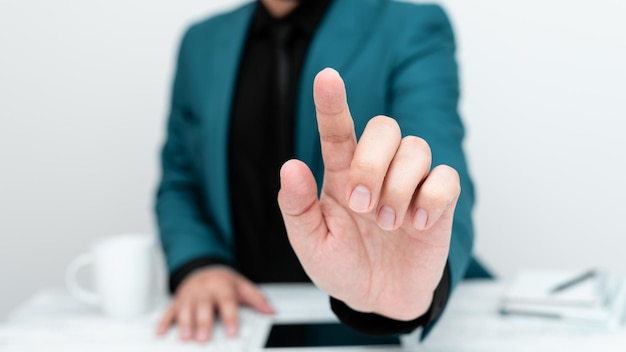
xmin=65 ymin=253 xmax=100 ymax=305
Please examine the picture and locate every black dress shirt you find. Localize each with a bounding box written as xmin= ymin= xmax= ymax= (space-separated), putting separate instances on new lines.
xmin=169 ymin=0 xmax=450 ymax=337
xmin=227 ymin=0 xmax=333 ymax=284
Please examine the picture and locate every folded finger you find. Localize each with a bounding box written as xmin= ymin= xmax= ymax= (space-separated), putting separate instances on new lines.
xmin=411 ymin=165 xmax=460 ymax=231
xmin=377 ymin=136 xmax=432 ymax=230
xmin=347 ymin=116 xmax=401 ymax=213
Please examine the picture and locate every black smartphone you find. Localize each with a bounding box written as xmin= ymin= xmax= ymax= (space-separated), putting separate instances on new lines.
xmin=264 ymin=322 xmax=401 ymax=348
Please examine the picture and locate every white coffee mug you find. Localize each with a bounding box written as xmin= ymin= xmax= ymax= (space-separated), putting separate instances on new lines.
xmin=65 ymin=233 xmax=156 ymax=318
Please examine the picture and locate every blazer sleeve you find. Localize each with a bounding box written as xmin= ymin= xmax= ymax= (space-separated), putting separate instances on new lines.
xmin=388 ymin=3 xmax=475 ymax=328
xmin=155 ymin=26 xmax=234 ymax=281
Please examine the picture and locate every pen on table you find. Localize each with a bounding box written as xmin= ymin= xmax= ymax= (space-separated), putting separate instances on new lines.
xmin=499 ymin=308 xmax=561 ymax=320
xmin=550 ymin=269 xmax=597 ymax=294
xmin=498 ymin=307 xmax=609 ymax=326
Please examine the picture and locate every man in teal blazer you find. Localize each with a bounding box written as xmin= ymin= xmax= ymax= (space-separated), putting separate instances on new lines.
xmin=156 ymin=0 xmax=480 ymax=342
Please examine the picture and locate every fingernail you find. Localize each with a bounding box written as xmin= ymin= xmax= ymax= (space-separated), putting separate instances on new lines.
xmin=413 ymin=208 xmax=428 ymax=230
xmin=180 ymin=328 xmax=192 ymax=340
xmin=196 ymin=330 xmax=209 ymax=342
xmin=349 ymin=185 xmax=371 ymax=212
xmin=226 ymin=325 xmax=237 ymax=337
xmin=378 ymin=206 xmax=396 ymax=230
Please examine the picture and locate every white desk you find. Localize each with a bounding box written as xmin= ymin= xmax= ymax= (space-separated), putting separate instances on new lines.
xmin=1 ymin=281 xmax=625 ymax=351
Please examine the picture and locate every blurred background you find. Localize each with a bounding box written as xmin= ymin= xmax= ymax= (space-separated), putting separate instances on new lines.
xmin=1 ymin=0 xmax=625 ymax=317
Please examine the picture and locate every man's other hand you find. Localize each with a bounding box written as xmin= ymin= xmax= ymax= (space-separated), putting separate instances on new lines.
xmin=156 ymin=266 xmax=274 ymax=343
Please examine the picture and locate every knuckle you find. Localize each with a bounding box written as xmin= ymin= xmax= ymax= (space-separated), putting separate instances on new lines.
xmin=196 ymin=303 xmax=212 ymax=322
xmin=351 ymin=158 xmax=385 ymax=176
xmin=178 ymin=314 xmax=191 ymax=326
xmin=382 ymin=183 xmax=414 ymax=208
xmin=219 ymin=304 xmax=238 ymax=321
xmin=321 ymin=128 xmax=353 ymax=144
xmin=401 ymin=136 xmax=431 ymax=156
xmin=196 ymin=316 xmax=211 ymax=328
xmin=196 ymin=317 xmax=210 ymax=327
xmin=419 ymin=166 xmax=461 ymax=206
xmin=215 ymin=292 xmax=237 ymax=305
xmin=368 ymin=115 xmax=401 ymax=135
xmin=420 ymin=185 xmax=450 ymax=206
xmin=437 ymin=165 xmax=461 ymax=194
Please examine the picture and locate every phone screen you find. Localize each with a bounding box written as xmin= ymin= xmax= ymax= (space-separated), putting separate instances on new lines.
xmin=264 ymin=322 xmax=401 ymax=348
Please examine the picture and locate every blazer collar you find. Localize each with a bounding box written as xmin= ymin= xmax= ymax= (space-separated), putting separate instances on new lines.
xmin=205 ymin=0 xmax=384 ymax=229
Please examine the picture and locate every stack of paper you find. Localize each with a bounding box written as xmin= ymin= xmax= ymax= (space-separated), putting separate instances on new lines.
xmin=500 ymin=270 xmax=626 ymax=330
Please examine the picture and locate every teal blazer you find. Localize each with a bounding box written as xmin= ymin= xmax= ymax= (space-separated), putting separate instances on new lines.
xmin=157 ymin=0 xmax=476 ymax=300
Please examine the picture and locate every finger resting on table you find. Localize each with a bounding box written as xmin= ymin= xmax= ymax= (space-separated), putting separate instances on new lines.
xmin=215 ymin=292 xmax=239 ymax=337
xmin=237 ymin=278 xmax=275 ymax=314
xmin=195 ymin=300 xmax=214 ymax=342
xmin=177 ymin=300 xmax=195 ymax=341
xmin=156 ymin=304 xmax=176 ymax=335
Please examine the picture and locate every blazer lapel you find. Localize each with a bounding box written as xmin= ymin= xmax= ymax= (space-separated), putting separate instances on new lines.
xmin=295 ymin=0 xmax=383 ymax=172
xmin=204 ymin=4 xmax=255 ymax=237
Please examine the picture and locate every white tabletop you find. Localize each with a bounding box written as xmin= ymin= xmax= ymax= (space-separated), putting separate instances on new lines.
xmin=1 ymin=281 xmax=625 ymax=351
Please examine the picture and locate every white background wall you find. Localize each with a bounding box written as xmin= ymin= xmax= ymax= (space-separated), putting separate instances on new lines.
xmin=1 ymin=0 xmax=625 ymax=318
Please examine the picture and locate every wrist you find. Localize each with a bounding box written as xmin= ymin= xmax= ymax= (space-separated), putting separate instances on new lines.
xmin=337 ymin=288 xmax=434 ymax=321
xmin=330 ymin=263 xmax=451 ymax=336
xmin=169 ymin=257 xmax=233 ymax=294
xmin=372 ymin=292 xmax=434 ymax=321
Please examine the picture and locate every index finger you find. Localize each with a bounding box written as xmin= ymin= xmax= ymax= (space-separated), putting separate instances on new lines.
xmin=314 ymin=68 xmax=356 ymax=176
xmin=156 ymin=304 xmax=176 ymax=336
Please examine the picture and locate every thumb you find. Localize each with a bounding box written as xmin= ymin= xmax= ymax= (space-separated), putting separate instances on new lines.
xmin=278 ymin=159 xmax=327 ymax=255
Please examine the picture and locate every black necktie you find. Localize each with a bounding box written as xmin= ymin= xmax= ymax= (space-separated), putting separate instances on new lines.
xmin=272 ymin=23 xmax=294 ymax=159
xmin=273 ymin=23 xmax=292 ymax=113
